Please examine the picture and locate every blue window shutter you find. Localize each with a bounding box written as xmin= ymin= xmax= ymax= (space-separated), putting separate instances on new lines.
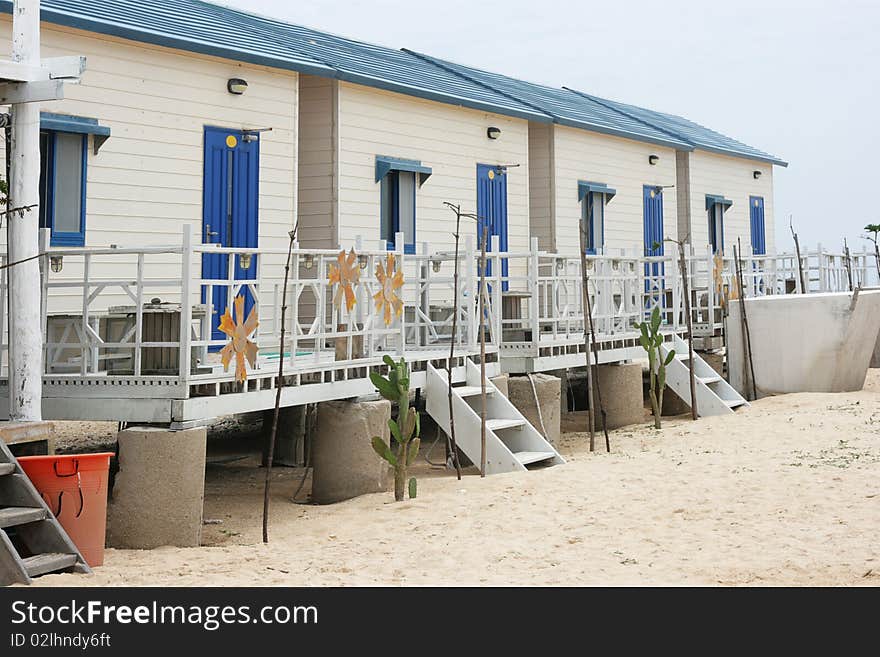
xmin=750 ymin=196 xmax=766 ymax=255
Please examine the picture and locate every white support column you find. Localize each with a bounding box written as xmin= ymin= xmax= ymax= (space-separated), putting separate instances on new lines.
xmin=7 ymin=0 xmax=42 ymax=420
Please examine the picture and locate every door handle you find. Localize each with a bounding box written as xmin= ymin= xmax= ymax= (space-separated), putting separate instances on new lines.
xmin=205 ymin=224 xmax=219 ymax=242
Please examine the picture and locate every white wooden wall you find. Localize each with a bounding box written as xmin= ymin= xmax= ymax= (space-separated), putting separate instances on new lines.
xmin=549 ymin=125 xmax=678 ymax=256
xmin=527 ymin=122 xmax=553 ymax=251
xmin=0 ymin=18 xmax=298 ymax=325
xmin=684 ymin=150 xmax=776 ymax=255
xmin=335 ymin=82 xmax=530 ymax=262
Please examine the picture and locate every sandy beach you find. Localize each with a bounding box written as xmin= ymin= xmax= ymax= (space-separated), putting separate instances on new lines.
xmin=29 ymin=371 xmax=880 ymax=587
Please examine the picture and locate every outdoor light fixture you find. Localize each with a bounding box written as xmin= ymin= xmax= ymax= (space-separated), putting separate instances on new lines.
xmin=49 ymin=254 xmax=63 ymax=273
xmin=648 ymin=154 xmax=659 ymax=165
xmin=556 ymin=259 xmax=565 ymax=272
xmin=358 ymin=254 xmax=369 ymax=270
xmin=227 ymin=78 xmax=248 ymax=95
xmin=302 ymin=253 xmax=315 ymax=270
xmin=487 ymin=126 xmax=501 ymax=140
xmin=238 ymin=252 xmax=253 ymax=270
xmin=431 ymin=258 xmax=442 ymax=273
xmin=611 ymin=259 xmax=620 ymax=271
xmin=753 ymin=170 xmax=762 ymax=179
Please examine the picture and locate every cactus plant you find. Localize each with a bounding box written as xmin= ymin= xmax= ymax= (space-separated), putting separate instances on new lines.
xmin=637 ymin=306 xmax=675 ymax=429
xmin=370 ymin=355 xmax=420 ymax=501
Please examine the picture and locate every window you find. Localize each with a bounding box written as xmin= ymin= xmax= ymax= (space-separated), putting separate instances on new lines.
xmin=39 ymin=130 xmax=87 ymax=246
xmin=380 ymin=170 xmax=416 ymax=254
xmin=582 ymin=192 xmax=605 ymax=255
xmin=708 ymin=203 xmax=724 ymax=254
xmin=705 ymin=195 xmax=732 ymax=255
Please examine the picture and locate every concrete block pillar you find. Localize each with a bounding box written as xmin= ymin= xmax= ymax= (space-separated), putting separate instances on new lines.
xmin=108 ymin=426 xmax=207 ymax=549
xmin=262 ymin=406 xmax=307 ymax=467
xmin=592 ymin=362 xmax=645 ymax=429
xmin=871 ymin=329 xmax=880 ymax=368
xmin=311 ymin=399 xmax=391 ymax=504
xmin=508 ymin=374 xmax=561 ymax=445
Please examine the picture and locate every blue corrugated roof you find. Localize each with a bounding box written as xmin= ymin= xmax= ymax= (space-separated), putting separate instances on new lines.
xmin=566 ymin=88 xmax=788 ymax=167
xmin=0 ymin=0 xmax=551 ymax=123
xmin=0 ymin=0 xmax=785 ymax=165
xmin=405 ymin=50 xmax=693 ymax=151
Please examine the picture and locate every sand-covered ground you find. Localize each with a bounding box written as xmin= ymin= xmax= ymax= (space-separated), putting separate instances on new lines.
xmin=31 ymin=371 xmax=880 ymax=587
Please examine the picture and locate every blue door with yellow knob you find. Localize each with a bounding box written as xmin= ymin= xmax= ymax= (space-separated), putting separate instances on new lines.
xmin=201 ymin=126 xmax=260 ymax=344
xmin=476 ymin=163 xmax=509 ymax=291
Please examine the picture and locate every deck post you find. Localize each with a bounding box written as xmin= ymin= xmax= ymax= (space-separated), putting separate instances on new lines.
xmin=491 ymin=234 xmax=502 ymax=345
xmin=179 ymin=224 xmax=193 ymax=388
xmin=465 ymin=235 xmax=476 ymax=351
xmin=395 ymin=231 xmax=405 ymax=356
xmin=529 ymin=237 xmax=540 ymax=356
xmin=7 ymin=0 xmax=43 ymax=421
xmin=420 ymin=240 xmax=429 ymax=348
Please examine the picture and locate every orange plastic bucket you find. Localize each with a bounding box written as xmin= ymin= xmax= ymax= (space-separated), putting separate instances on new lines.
xmin=18 ymin=453 xmax=113 ymax=567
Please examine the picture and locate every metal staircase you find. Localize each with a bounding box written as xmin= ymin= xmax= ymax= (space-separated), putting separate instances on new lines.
xmin=0 ymin=441 xmax=91 ymax=585
xmin=661 ymin=335 xmax=749 ymax=416
xmin=426 ymin=361 xmax=565 ymax=474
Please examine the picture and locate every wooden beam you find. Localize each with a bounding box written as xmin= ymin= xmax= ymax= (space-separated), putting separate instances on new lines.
xmin=0 ymin=79 xmax=64 ymax=104
xmin=0 ymin=59 xmax=46 ymax=82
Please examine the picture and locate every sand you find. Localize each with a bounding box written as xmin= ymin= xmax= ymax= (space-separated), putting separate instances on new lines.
xmin=30 ymin=371 xmax=880 ymax=587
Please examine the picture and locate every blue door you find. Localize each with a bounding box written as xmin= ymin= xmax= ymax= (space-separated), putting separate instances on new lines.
xmin=202 ymin=127 xmax=260 ymax=343
xmin=476 ymin=164 xmax=508 ymax=291
xmin=643 ymin=185 xmax=665 ymax=309
xmin=750 ymin=196 xmax=766 ymax=255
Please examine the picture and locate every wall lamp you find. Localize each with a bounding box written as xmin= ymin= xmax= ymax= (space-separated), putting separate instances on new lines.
xmin=238 ymin=252 xmax=253 ymax=270
xmin=487 ymin=126 xmax=501 ymax=140
xmin=753 ymin=170 xmax=762 ymax=179
xmin=227 ymin=78 xmax=248 ymax=95
xmin=49 ymin=254 xmax=63 ymax=273
xmin=358 ymin=254 xmax=369 ymax=270
xmin=648 ymin=154 xmax=659 ymax=166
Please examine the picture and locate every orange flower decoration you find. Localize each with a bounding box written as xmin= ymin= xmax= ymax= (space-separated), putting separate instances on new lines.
xmin=373 ymin=254 xmax=404 ymax=326
xmin=219 ymin=295 xmax=259 ymax=383
xmin=327 ymin=248 xmax=360 ymax=312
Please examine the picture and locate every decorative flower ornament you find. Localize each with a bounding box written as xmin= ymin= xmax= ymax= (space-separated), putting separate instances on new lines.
xmin=219 ymin=295 xmax=259 ymax=383
xmin=373 ymin=254 xmax=404 ymax=326
xmin=327 ymin=248 xmax=360 ymax=311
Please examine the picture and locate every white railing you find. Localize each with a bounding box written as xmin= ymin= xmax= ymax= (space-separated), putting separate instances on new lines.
xmin=1 ymin=228 xmax=877 ymax=391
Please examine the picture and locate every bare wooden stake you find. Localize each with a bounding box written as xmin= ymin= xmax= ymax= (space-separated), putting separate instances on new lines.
xmin=844 ymin=238 xmax=854 ymax=292
xmin=734 ymin=239 xmax=758 ymax=402
xmin=666 ymin=236 xmax=698 ymax=420
xmin=576 ymin=228 xmax=596 ymax=450
xmin=263 ymin=226 xmax=297 ymax=543
xmin=790 ymin=215 xmax=806 ymax=293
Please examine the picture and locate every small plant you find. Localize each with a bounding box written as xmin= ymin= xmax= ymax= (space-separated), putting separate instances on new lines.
xmin=370 ymin=355 xmax=420 ymax=501
xmin=637 ymin=306 xmax=675 ymax=429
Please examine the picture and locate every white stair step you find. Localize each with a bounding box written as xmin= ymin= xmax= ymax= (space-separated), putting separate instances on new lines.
xmin=0 ymin=507 xmax=47 ymax=529
xmin=513 ymin=451 xmax=557 ymax=466
xmin=0 ymin=463 xmax=14 ymax=476
xmin=724 ymin=399 xmax=748 ymax=409
xmin=454 ymin=386 xmax=494 ymax=398
xmin=485 ymin=418 xmax=525 ymax=432
xmin=698 ymin=375 xmax=722 ymax=385
xmin=22 ymin=553 xmax=78 ymax=578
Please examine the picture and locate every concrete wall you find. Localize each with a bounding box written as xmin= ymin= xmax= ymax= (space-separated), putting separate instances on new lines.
xmin=547 ymin=125 xmax=678 ymax=256
xmin=728 ymin=291 xmax=880 ymax=395
xmin=684 ymin=150 xmax=776 ymax=255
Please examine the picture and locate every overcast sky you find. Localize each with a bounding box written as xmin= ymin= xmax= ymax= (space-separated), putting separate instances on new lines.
xmin=223 ymin=0 xmax=880 ymax=253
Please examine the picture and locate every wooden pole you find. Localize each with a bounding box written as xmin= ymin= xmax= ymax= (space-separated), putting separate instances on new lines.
xmin=444 ymin=204 xmax=464 ymax=480
xmin=844 ymin=238 xmax=853 ymax=292
xmin=7 ymin=0 xmax=43 ymax=422
xmin=734 ymin=240 xmax=758 ymax=401
xmin=790 ymin=215 xmax=806 ymax=293
xmin=576 ymin=213 xmax=596 ymax=450
xmin=479 ymin=225 xmax=488 ymax=477
xmin=263 ymin=228 xmax=296 ymax=543
xmin=583 ymin=269 xmax=610 ymax=452
xmin=676 ymin=239 xmax=698 ymax=420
